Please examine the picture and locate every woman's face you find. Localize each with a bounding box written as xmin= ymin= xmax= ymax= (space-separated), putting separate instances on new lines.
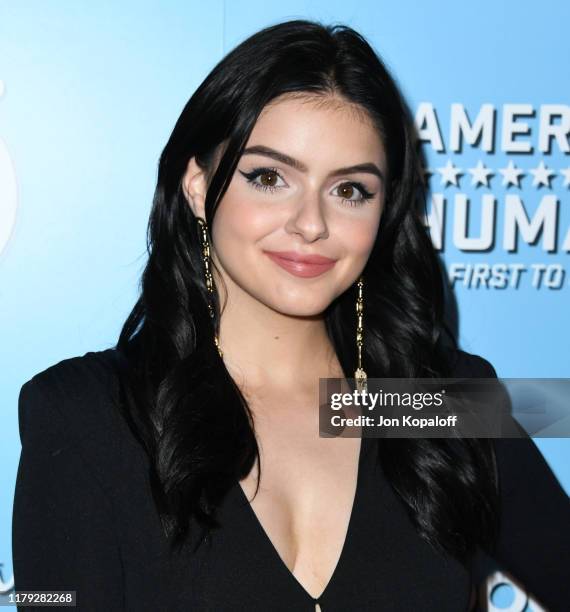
xmin=204 ymin=95 xmax=386 ymax=316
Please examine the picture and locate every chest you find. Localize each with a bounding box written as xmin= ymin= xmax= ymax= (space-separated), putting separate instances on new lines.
xmin=164 ymin=433 xmax=474 ymax=612
xmin=238 ymin=427 xmax=362 ymax=600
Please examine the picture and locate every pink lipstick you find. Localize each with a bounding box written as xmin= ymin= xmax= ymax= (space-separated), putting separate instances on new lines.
xmin=263 ymin=250 xmax=337 ymax=278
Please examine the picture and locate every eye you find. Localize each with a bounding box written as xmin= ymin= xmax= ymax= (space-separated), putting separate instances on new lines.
xmin=239 ymin=167 xmax=287 ymax=193
xmin=334 ymin=181 xmax=376 ymax=206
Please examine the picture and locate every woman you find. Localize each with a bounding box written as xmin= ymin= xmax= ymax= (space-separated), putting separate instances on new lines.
xmin=12 ymin=19 xmax=569 ymax=611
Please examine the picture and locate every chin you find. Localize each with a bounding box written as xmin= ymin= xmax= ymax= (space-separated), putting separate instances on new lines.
xmin=266 ymin=295 xmax=333 ymax=318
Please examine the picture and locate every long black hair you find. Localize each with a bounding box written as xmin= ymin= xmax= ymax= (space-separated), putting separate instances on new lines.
xmin=114 ymin=19 xmax=499 ymax=566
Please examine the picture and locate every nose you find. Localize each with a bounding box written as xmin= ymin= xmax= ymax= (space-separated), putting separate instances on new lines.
xmin=284 ymin=193 xmax=329 ymax=242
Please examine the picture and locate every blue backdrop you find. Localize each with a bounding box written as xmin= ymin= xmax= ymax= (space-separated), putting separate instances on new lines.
xmin=1 ymin=2 xmax=568 ymax=609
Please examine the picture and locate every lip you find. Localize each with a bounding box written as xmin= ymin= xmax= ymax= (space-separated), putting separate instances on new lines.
xmin=263 ymin=250 xmax=337 ymax=278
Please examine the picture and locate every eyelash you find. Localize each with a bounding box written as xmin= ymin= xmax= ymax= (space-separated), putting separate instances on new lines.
xmin=238 ymin=166 xmax=376 ymax=206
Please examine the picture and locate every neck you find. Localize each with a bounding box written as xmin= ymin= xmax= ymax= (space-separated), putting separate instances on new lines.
xmin=217 ymin=284 xmax=343 ymax=394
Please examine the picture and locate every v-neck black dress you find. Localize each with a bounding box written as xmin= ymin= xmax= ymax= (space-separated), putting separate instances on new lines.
xmin=12 ymin=348 xmax=570 ymax=611
xmin=175 ymin=435 xmax=474 ymax=611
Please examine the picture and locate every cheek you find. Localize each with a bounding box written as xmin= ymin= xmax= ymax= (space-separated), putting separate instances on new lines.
xmin=335 ymin=213 xmax=381 ymax=259
xmin=211 ymin=187 xmax=275 ymax=255
xmin=229 ymin=184 xmax=262 ymax=219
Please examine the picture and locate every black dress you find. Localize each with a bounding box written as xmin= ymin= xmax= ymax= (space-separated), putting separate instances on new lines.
xmin=11 ymin=348 xmax=570 ymax=611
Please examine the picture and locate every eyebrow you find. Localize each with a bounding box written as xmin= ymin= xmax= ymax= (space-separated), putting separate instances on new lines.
xmin=242 ymin=144 xmax=384 ymax=182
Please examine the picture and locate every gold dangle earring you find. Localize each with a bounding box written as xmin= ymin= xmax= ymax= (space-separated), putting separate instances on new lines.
xmin=354 ymin=276 xmax=367 ymax=392
xmin=197 ymin=217 xmax=223 ymax=358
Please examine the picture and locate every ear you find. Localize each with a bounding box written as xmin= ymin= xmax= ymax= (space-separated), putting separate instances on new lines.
xmin=182 ymin=156 xmax=208 ymax=219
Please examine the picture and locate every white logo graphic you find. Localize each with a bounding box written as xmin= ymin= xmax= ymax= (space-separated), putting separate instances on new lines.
xmin=417 ymin=102 xmax=570 ymax=290
xmin=0 ymin=80 xmax=18 ymax=257
xmin=0 ymin=561 xmax=14 ymax=595
xmin=486 ymin=570 xmax=546 ymax=612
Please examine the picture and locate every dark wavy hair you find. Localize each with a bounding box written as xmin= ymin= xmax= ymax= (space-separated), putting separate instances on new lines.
xmin=113 ymin=19 xmax=499 ymax=566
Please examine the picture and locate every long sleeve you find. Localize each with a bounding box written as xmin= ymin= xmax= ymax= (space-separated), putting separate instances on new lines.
xmin=491 ymin=435 xmax=570 ymax=610
xmin=12 ymin=378 xmax=125 ymax=611
xmin=471 ymin=355 xmax=570 ymax=610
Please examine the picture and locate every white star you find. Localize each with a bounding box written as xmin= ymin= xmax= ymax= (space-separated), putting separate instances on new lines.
xmin=436 ymin=159 xmax=463 ymax=187
xmin=468 ymin=161 xmax=494 ymax=188
xmin=559 ymin=167 xmax=570 ymax=188
xmin=499 ymin=161 xmax=524 ymax=188
xmin=529 ymin=160 xmax=555 ymax=188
